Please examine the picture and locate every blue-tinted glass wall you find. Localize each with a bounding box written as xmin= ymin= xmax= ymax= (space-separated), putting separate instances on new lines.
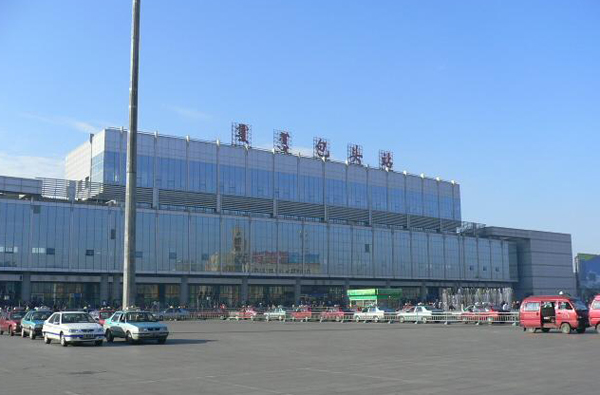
xmin=0 ymin=198 xmax=510 ymax=282
xmin=86 ymin=129 xmax=461 ymax=221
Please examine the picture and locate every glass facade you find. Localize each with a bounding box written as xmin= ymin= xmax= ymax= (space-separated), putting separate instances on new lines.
xmin=0 ymin=198 xmax=511 ymax=282
xmin=82 ymin=128 xmax=461 ymax=221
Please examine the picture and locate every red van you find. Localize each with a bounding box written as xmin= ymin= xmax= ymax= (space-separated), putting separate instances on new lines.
xmin=588 ymin=295 xmax=600 ymax=332
xmin=520 ymin=295 xmax=589 ymax=334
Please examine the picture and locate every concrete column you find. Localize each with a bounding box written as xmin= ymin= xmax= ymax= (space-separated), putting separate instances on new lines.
xmin=294 ymin=278 xmax=301 ymax=304
xmin=111 ymin=274 xmax=121 ymax=307
xmin=21 ymin=273 xmax=31 ymax=304
xmin=100 ymin=274 xmax=109 ymax=305
xmin=180 ymin=276 xmax=189 ymax=307
xmin=241 ymin=278 xmax=249 ymax=305
xmin=343 ymin=278 xmax=350 ymax=306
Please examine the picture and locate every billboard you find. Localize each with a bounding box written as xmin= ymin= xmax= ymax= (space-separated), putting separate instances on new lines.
xmin=576 ymin=253 xmax=600 ymax=294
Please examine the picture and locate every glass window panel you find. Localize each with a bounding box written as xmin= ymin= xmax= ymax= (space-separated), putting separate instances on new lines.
xmin=329 ymin=225 xmax=351 ymax=276
xmin=251 ymin=220 xmax=277 ymax=274
xmin=221 ymin=217 xmax=249 ymax=273
xmin=303 ymin=223 xmax=327 ymax=275
xmin=278 ymin=221 xmax=302 ymax=274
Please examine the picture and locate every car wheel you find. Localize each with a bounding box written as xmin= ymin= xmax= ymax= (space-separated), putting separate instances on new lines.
xmin=305 ymin=317 xmax=309 ymax=322
xmin=399 ymin=316 xmax=405 ymax=323
xmin=335 ymin=316 xmax=341 ymax=322
xmin=596 ymin=323 xmax=600 ymax=334
xmin=422 ymin=317 xmax=428 ymax=324
xmin=541 ymin=328 xmax=550 ymax=333
xmin=21 ymin=328 xmax=26 ymax=338
xmin=125 ymin=331 xmax=133 ymax=344
xmin=0 ymin=329 xmax=3 ymax=335
xmin=527 ymin=327 xmax=537 ymax=333
xmin=105 ymin=330 xmax=114 ymax=343
xmin=374 ymin=316 xmax=380 ymax=323
xmin=9 ymin=326 xmax=14 ymax=336
xmin=560 ymin=323 xmax=572 ymax=334
xmin=30 ymin=330 xmax=36 ymax=340
xmin=95 ymin=340 xmax=103 ymax=346
xmin=44 ymin=333 xmax=51 ymax=344
xmin=157 ymin=337 xmax=166 ymax=344
xmin=60 ymin=334 xmax=68 ymax=347
xmin=265 ymin=316 xmax=270 ymax=322
xmin=355 ymin=316 xmax=360 ymax=323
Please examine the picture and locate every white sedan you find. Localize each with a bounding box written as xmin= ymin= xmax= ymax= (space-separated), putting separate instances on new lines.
xmin=42 ymin=311 xmax=105 ymax=347
xmin=353 ymin=306 xmax=395 ymax=322
xmin=396 ymin=306 xmax=444 ymax=323
xmin=263 ymin=307 xmax=287 ymax=321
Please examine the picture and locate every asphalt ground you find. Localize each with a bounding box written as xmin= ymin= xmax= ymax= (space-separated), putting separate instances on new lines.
xmin=1 ymin=320 xmax=598 ymax=395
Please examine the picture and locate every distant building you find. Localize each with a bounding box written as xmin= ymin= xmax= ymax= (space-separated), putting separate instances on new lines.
xmin=0 ymin=127 xmax=577 ymax=308
xmin=575 ymin=253 xmax=600 ymax=299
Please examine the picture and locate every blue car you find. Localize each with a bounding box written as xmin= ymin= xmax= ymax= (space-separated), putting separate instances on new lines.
xmin=21 ymin=310 xmax=53 ymax=340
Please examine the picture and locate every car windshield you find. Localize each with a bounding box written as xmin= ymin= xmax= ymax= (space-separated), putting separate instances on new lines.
xmin=10 ymin=312 xmax=24 ymax=319
xmin=62 ymin=313 xmax=95 ymax=324
xmin=31 ymin=312 xmax=51 ymax=320
xmin=572 ymin=299 xmax=589 ymax=311
xmin=126 ymin=312 xmax=157 ymax=322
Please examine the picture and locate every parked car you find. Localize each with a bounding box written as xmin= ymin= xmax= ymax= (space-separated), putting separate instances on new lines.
xmin=90 ymin=309 xmax=115 ymax=326
xmin=588 ymin=295 xmax=600 ymax=333
xmin=42 ymin=311 xmax=104 ymax=346
xmin=290 ymin=306 xmax=312 ymax=322
xmin=20 ymin=309 xmax=53 ymax=339
xmin=353 ymin=306 xmax=395 ymax=322
xmin=263 ymin=307 xmax=287 ymax=321
xmin=397 ymin=305 xmax=444 ymax=323
xmin=104 ymin=310 xmax=169 ymax=344
xmin=0 ymin=309 xmax=26 ymax=336
xmin=520 ymin=295 xmax=589 ymax=334
xmin=319 ymin=306 xmax=353 ymax=322
xmin=158 ymin=308 xmax=190 ymax=321
xmin=229 ymin=307 xmax=258 ymax=321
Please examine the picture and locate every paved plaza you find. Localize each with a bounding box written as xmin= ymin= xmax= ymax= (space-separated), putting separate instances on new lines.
xmin=1 ymin=320 xmax=598 ymax=395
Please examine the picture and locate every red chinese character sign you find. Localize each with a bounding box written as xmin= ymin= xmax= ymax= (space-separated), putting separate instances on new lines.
xmin=274 ymin=130 xmax=292 ymax=154
xmin=379 ymin=150 xmax=393 ymax=170
xmin=313 ymin=137 xmax=330 ymax=160
xmin=347 ymin=144 xmax=363 ymax=165
xmin=231 ymin=122 xmax=252 ymax=147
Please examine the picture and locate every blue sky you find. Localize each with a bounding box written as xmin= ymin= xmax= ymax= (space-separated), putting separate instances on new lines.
xmin=0 ymin=1 xmax=598 ymax=256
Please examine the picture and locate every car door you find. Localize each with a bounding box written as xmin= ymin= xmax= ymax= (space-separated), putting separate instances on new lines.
xmin=48 ymin=314 xmax=60 ymax=339
xmin=556 ymin=301 xmax=574 ymax=327
xmin=111 ymin=313 xmax=124 ymax=337
xmin=521 ymin=301 xmax=541 ymax=328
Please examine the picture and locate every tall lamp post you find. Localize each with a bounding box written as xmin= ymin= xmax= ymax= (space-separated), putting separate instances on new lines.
xmin=123 ymin=0 xmax=141 ymax=309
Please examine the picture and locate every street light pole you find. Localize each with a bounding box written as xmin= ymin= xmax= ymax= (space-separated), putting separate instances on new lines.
xmin=123 ymin=0 xmax=141 ymax=309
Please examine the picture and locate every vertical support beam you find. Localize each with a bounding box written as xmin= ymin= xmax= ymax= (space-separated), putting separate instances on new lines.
xmin=123 ymin=0 xmax=141 ymax=309
xmin=111 ymin=275 xmax=121 ymax=307
xmin=420 ymin=282 xmax=427 ymax=302
xmin=294 ymin=278 xmax=301 ymax=305
xmin=100 ymin=274 xmax=109 ymax=305
xmin=343 ymin=278 xmax=350 ymax=306
xmin=241 ymin=278 xmax=249 ymax=305
xmin=180 ymin=276 xmax=189 ymax=307
xmin=21 ymin=273 xmax=31 ymax=304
